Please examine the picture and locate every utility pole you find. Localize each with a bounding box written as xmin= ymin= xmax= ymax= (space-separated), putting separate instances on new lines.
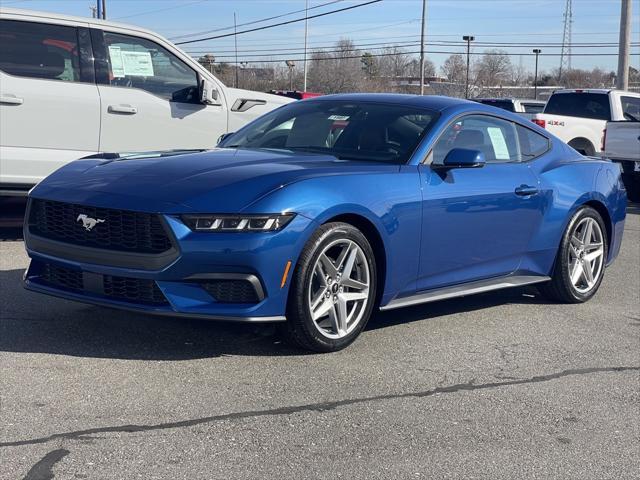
xmin=89 ymin=5 xmax=97 ymax=18
xmin=463 ymin=35 xmax=474 ymax=99
xmin=616 ymin=0 xmax=631 ymax=90
xmin=96 ymin=0 xmax=101 ymax=20
xmin=419 ymin=0 xmax=427 ymax=95
xmin=101 ymin=0 xmax=106 ymax=19
xmin=234 ymin=12 xmax=239 ymax=88
xmin=303 ymin=0 xmax=309 ymax=92
xmin=559 ymin=0 xmax=572 ymax=81
xmin=533 ymin=49 xmax=541 ymax=100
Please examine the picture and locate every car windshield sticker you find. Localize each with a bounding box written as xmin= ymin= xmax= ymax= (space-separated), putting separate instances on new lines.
xmin=487 ymin=127 xmax=510 ymax=160
xmin=328 ymin=115 xmax=350 ymax=121
xmin=121 ymin=50 xmax=155 ymax=76
xmin=107 ymin=46 xmax=125 ymax=77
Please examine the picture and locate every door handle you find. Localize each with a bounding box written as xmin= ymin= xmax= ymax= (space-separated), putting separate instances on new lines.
xmin=108 ymin=104 xmax=138 ymax=115
xmin=0 ymin=94 xmax=24 ymax=105
xmin=515 ymin=185 xmax=539 ymax=196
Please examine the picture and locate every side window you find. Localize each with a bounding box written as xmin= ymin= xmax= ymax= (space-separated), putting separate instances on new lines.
xmin=0 ymin=20 xmax=80 ymax=82
xmin=103 ymin=32 xmax=198 ymax=103
xmin=620 ymin=96 xmax=640 ymax=121
xmin=522 ymin=103 xmax=545 ymax=114
xmin=516 ymin=124 xmax=549 ymax=160
xmin=432 ymin=115 xmax=521 ymax=165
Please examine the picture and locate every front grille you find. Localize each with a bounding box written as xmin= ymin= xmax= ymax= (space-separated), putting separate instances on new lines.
xmin=37 ymin=262 xmax=168 ymax=305
xmin=201 ymin=280 xmax=260 ymax=304
xmin=41 ymin=263 xmax=83 ymax=292
xmin=29 ymin=199 xmax=173 ymax=254
xmin=104 ymin=275 xmax=168 ymax=305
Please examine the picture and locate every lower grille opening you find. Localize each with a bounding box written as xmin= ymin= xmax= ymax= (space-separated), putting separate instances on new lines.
xmin=42 ymin=263 xmax=83 ymax=292
xmin=37 ymin=262 xmax=168 ymax=306
xmin=201 ymin=279 xmax=260 ymax=304
xmin=103 ymin=275 xmax=168 ymax=305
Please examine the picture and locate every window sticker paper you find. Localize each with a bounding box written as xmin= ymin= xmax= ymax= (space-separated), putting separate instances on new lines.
xmin=108 ymin=46 xmax=125 ymax=77
xmin=487 ymin=127 xmax=510 ymax=160
xmin=121 ymin=50 xmax=154 ymax=76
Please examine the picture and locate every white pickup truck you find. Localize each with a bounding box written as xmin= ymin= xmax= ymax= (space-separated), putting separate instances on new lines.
xmin=532 ymin=89 xmax=640 ymax=156
xmin=604 ymin=120 xmax=640 ymax=202
xmin=0 ymin=8 xmax=293 ymax=196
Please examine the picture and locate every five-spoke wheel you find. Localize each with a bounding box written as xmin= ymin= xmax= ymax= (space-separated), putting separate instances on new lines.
xmin=540 ymin=206 xmax=608 ymax=303
xmin=308 ymin=239 xmax=370 ymax=339
xmin=285 ymin=222 xmax=377 ymax=352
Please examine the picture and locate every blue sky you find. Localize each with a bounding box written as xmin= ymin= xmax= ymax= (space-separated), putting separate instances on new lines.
xmin=2 ymin=0 xmax=638 ymax=74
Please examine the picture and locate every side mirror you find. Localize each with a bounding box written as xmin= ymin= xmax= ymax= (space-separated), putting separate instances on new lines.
xmin=199 ymin=78 xmax=220 ymax=105
xmin=217 ymin=132 xmax=234 ymax=145
xmin=437 ymin=148 xmax=486 ymax=169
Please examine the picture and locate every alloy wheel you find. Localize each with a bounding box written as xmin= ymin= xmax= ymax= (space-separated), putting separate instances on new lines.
xmin=568 ymin=217 xmax=605 ymax=294
xmin=307 ymin=239 xmax=370 ymax=339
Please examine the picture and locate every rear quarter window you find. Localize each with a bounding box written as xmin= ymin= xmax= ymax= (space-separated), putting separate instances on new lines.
xmin=544 ymin=93 xmax=611 ymax=121
xmin=516 ymin=124 xmax=549 ymax=160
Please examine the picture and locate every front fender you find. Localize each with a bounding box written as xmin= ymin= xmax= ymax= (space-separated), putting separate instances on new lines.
xmin=244 ymin=170 xmax=424 ymax=304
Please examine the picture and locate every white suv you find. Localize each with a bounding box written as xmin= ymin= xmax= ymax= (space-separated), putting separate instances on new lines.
xmin=0 ymin=8 xmax=292 ymax=195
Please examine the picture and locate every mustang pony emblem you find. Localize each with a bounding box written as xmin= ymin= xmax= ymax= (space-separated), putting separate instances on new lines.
xmin=76 ymin=214 xmax=105 ymax=231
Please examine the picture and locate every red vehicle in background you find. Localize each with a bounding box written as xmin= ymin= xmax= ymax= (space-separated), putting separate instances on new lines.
xmin=269 ymin=90 xmax=322 ymax=100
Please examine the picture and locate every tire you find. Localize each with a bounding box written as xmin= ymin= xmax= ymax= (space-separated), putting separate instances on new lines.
xmin=538 ymin=206 xmax=608 ymax=303
xmin=284 ymin=222 xmax=377 ymax=352
xmin=568 ymin=138 xmax=596 ymax=157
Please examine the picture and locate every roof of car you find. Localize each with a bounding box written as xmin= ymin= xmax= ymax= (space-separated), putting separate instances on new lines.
xmin=308 ymin=93 xmax=477 ymax=112
xmin=475 ymin=98 xmax=546 ymax=103
xmin=0 ymin=7 xmax=159 ymax=38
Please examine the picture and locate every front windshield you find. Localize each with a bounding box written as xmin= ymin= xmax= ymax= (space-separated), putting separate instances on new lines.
xmin=219 ymin=100 xmax=439 ymax=164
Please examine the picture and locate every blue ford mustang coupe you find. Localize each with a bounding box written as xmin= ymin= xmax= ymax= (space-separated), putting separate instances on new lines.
xmin=23 ymin=94 xmax=627 ymax=352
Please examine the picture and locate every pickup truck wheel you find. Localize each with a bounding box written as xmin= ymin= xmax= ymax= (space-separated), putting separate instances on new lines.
xmin=568 ymin=138 xmax=595 ymax=157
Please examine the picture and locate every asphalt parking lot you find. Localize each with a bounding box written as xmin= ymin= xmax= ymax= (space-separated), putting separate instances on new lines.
xmin=0 ymin=204 xmax=638 ymax=480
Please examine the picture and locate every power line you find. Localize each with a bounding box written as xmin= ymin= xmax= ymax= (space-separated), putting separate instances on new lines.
xmin=175 ymin=0 xmax=383 ymax=45
xmin=169 ymin=0 xmax=344 ymax=41
xmin=112 ymin=0 xmax=206 ymax=20
xmin=184 ymin=40 xmax=637 ymax=55
xmin=194 ymin=48 xmax=638 ymax=65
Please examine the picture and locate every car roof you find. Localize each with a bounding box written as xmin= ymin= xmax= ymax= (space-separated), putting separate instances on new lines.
xmin=308 ymin=93 xmax=477 ymax=112
xmin=552 ymin=88 xmax=613 ymax=95
xmin=0 ymin=7 xmax=159 ymax=38
xmin=475 ymin=98 xmax=545 ymax=103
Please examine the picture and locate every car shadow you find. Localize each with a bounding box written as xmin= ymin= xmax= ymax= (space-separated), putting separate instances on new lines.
xmin=0 ymin=268 xmax=553 ymax=360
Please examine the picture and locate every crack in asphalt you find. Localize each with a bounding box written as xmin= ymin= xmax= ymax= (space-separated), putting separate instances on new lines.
xmin=21 ymin=448 xmax=70 ymax=480
xmin=2 ymin=366 xmax=638 ymax=449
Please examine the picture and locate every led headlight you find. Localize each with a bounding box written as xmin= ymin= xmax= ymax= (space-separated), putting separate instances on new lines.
xmin=182 ymin=213 xmax=295 ymax=232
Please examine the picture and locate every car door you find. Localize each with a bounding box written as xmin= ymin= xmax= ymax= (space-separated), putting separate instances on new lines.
xmin=93 ymin=29 xmax=227 ymax=152
xmin=416 ymin=114 xmax=544 ymax=292
xmin=0 ymin=19 xmax=100 ymax=188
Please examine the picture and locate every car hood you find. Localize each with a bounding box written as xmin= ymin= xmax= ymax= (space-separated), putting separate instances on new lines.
xmin=31 ymin=148 xmax=395 ymax=213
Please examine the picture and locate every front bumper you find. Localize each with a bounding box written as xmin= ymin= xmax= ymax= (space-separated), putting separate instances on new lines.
xmin=24 ymin=212 xmax=315 ymax=322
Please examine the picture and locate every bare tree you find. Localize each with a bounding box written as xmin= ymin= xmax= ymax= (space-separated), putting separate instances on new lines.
xmin=308 ymin=39 xmax=366 ymax=93
xmin=440 ymin=54 xmax=466 ymax=84
xmin=475 ymin=49 xmax=513 ymax=87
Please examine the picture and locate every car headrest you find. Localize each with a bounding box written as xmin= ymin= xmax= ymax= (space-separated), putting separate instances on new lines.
xmin=0 ymin=46 xmax=66 ymax=79
xmin=453 ymin=129 xmax=485 ymax=149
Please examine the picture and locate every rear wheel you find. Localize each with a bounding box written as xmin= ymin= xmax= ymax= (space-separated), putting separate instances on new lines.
xmin=539 ymin=206 xmax=607 ymax=303
xmin=284 ymin=222 xmax=377 ymax=352
xmin=568 ymin=138 xmax=596 ymax=157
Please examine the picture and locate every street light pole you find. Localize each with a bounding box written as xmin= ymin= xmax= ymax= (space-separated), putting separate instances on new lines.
xmin=285 ymin=60 xmax=295 ymax=91
xmin=532 ymin=49 xmax=541 ymax=100
xmin=463 ymin=35 xmax=474 ymax=99
xmin=419 ymin=0 xmax=427 ymax=95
